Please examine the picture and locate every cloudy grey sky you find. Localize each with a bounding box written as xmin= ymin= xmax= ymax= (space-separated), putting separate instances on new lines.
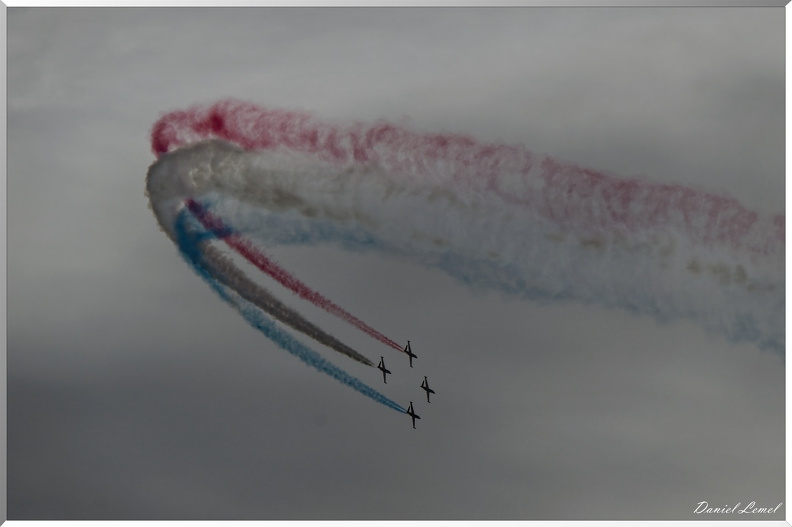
xmin=7 ymin=6 xmax=785 ymax=521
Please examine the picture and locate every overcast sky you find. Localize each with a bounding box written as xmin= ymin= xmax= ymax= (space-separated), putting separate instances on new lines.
xmin=7 ymin=6 xmax=785 ymax=521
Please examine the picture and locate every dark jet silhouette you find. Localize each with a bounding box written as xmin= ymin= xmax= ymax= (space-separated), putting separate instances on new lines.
xmin=404 ymin=340 xmax=417 ymax=367
xmin=420 ymin=376 xmax=435 ymax=402
xmin=406 ymin=401 xmax=421 ymax=429
xmin=377 ymin=356 xmax=391 ymax=383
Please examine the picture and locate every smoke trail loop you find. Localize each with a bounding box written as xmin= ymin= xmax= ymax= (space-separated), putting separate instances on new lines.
xmin=147 ymin=100 xmax=783 ymax=418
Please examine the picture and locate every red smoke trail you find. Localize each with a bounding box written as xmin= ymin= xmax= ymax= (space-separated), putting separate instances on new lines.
xmin=184 ymin=198 xmax=404 ymax=353
xmin=152 ymin=99 xmax=783 ymax=258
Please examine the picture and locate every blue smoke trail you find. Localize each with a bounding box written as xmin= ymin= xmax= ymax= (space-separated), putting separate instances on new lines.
xmin=173 ymin=206 xmax=406 ymax=414
xmin=210 ymin=199 xmax=783 ymax=353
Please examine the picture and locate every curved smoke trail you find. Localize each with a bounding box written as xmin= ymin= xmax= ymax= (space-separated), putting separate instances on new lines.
xmin=183 ymin=197 xmax=403 ymax=353
xmin=171 ymin=206 xmax=405 ymax=413
xmin=147 ymin=100 xmax=783 ymax=409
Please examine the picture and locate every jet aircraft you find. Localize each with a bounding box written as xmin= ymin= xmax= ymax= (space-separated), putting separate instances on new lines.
xmin=404 ymin=340 xmax=417 ymax=367
xmin=420 ymin=376 xmax=435 ymax=402
xmin=377 ymin=356 xmax=391 ymax=383
xmin=406 ymin=401 xmax=421 ymax=429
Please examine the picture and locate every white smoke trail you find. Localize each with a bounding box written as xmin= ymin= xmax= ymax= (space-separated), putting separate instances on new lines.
xmin=149 ymin=138 xmax=783 ymax=353
xmin=146 ymin=141 xmax=375 ymax=366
